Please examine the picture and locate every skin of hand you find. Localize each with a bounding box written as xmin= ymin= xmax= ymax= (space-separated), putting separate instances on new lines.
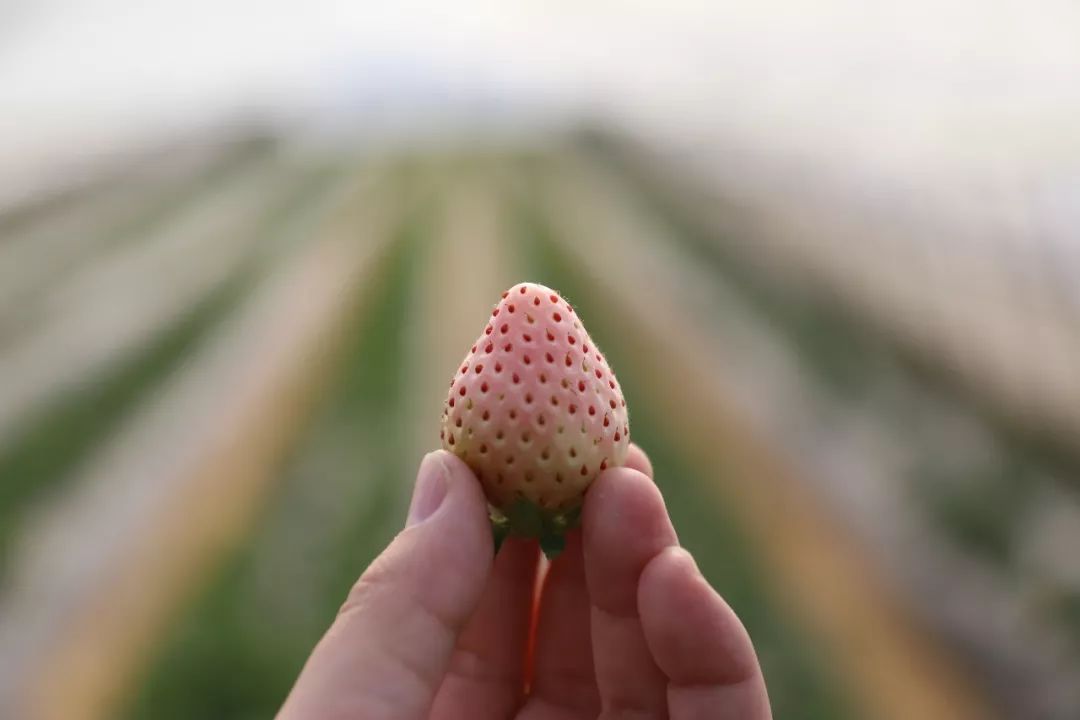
xmin=277 ymin=445 xmax=772 ymax=720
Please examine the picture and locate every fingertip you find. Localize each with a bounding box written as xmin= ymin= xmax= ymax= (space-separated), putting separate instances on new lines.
xmin=585 ymin=466 xmax=660 ymax=512
xmin=624 ymin=443 xmax=654 ymax=479
xmin=418 ymin=450 xmax=489 ymax=533
xmin=584 ymin=467 xmax=674 ymax=546
xmin=643 ymin=545 xmax=700 ymax=582
xmin=429 ymin=448 xmax=483 ymax=498
xmin=430 ymin=447 xmax=471 ymax=475
xmin=639 ymin=547 xmax=759 ymax=686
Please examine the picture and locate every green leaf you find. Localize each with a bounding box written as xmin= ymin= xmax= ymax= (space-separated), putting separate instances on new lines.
xmin=539 ymin=532 xmax=566 ymax=559
xmin=491 ymin=514 xmax=511 ymax=554
xmin=505 ymin=499 xmax=544 ymax=536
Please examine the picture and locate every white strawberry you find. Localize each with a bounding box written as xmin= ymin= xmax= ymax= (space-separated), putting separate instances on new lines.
xmin=440 ymin=282 xmax=630 ymax=555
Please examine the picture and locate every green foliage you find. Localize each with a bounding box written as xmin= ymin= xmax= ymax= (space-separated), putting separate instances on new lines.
xmin=0 ymin=164 xmax=342 ymax=586
xmin=0 ymin=279 xmax=243 ymax=583
xmin=122 ymin=197 xmax=428 ymax=719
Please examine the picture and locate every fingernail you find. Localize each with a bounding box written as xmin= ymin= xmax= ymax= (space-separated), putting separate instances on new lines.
xmin=407 ymin=452 xmax=448 ymax=526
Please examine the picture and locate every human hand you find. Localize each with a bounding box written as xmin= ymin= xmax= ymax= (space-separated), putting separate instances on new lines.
xmin=277 ymin=445 xmax=771 ymax=719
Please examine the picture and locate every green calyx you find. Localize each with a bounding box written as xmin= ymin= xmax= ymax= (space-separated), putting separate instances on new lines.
xmin=490 ymin=500 xmax=583 ymax=559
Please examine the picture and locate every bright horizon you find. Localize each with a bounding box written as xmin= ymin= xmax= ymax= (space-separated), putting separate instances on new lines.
xmin=3 ymin=0 xmax=1080 ymax=223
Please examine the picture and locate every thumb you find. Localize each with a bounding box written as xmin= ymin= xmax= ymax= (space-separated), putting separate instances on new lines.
xmin=278 ymin=450 xmax=494 ymax=720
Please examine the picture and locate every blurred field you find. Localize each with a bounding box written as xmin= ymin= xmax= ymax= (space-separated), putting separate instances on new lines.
xmin=0 ymin=126 xmax=1077 ymax=720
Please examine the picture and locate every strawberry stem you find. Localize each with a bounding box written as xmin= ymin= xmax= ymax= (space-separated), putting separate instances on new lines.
xmin=489 ymin=501 xmax=583 ymax=558
xmin=491 ymin=515 xmax=511 ymax=554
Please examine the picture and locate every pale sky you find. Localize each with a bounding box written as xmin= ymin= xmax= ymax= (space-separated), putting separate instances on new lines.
xmin=3 ymin=0 xmax=1080 ymax=203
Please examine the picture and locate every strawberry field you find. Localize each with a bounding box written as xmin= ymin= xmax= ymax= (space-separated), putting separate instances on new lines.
xmin=0 ymin=135 xmax=1077 ymax=720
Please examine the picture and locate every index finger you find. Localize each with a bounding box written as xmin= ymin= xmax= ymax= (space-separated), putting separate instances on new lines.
xmin=583 ymin=466 xmax=678 ymax=715
xmin=623 ymin=443 xmax=654 ymax=479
